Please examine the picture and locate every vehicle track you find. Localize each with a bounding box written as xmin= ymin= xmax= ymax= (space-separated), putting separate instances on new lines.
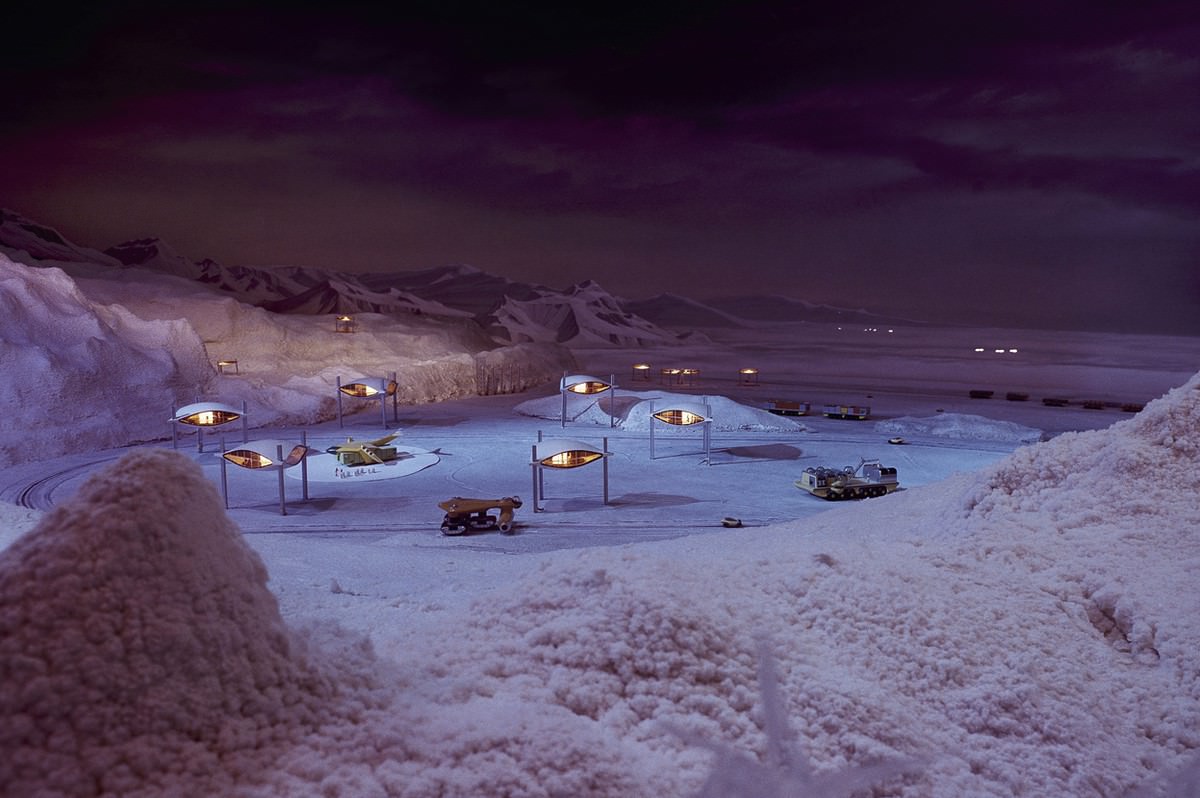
xmin=3 ymin=454 xmax=123 ymax=511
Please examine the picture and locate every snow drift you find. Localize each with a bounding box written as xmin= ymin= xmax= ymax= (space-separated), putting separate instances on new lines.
xmin=875 ymin=412 xmax=1044 ymax=443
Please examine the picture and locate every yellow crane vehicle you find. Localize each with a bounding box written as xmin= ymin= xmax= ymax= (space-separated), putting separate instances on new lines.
xmin=796 ymin=458 xmax=899 ymax=500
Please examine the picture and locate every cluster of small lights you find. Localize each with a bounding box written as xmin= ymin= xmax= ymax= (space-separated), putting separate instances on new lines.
xmin=974 ymin=347 xmax=1020 ymax=354
xmin=862 ymin=327 xmax=895 ymax=333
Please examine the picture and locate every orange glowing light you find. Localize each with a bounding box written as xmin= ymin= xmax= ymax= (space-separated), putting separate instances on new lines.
xmin=566 ymin=380 xmax=610 ymax=395
xmin=653 ymin=409 xmax=706 ymax=426
xmin=541 ymin=450 xmax=604 ymax=469
xmin=178 ymin=409 xmax=240 ymax=427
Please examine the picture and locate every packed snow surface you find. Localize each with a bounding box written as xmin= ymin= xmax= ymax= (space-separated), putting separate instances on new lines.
xmin=1 ymin=371 xmax=1198 ymax=796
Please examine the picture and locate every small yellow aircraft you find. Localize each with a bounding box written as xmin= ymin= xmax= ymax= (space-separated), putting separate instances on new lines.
xmin=326 ymin=431 xmax=403 ymax=466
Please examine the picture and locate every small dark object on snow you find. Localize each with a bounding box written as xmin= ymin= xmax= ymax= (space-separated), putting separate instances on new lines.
xmin=722 ymin=517 xmax=743 ymax=528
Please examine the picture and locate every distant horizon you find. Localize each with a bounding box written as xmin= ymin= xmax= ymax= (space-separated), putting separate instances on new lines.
xmin=2 ymin=203 xmax=1197 ymax=338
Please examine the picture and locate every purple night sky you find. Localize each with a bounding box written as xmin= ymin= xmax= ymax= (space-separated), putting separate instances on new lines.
xmin=2 ymin=1 xmax=1197 ymax=333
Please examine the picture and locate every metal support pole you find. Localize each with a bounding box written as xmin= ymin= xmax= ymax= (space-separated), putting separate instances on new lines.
xmin=241 ymin=400 xmax=248 ymax=443
xmin=276 ymin=444 xmax=287 ymax=516
xmin=391 ymin=371 xmax=398 ymax=423
xmin=602 ymin=437 xmax=610 ymax=505
xmin=649 ymin=400 xmax=656 ymax=459
xmin=531 ymin=446 xmax=541 ymax=512
xmin=379 ymin=378 xmax=387 ymax=428
xmin=336 ymin=376 xmax=344 ymax=428
xmin=301 ymin=430 xmax=310 ymax=500
xmin=609 ymin=373 xmax=616 ymax=428
xmin=538 ymin=431 xmax=545 ymax=499
xmin=219 ymin=436 xmax=228 ymax=509
xmin=560 ymin=371 xmax=567 ymax=428
xmin=704 ymin=420 xmax=711 ymax=466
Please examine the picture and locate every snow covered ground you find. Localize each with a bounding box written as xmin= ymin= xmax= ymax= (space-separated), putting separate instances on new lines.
xmin=1 ymin=248 xmax=1199 ymax=796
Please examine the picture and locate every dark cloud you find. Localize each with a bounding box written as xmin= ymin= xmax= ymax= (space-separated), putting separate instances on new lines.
xmin=2 ymin=0 xmax=1198 ymax=333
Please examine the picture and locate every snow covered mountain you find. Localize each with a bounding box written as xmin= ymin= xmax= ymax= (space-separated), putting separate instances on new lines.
xmin=480 ymin=280 xmax=691 ymax=346
xmin=0 ymin=208 xmax=122 ymax=267
xmin=622 ymin=292 xmax=749 ymax=329
xmin=0 ymin=210 xmax=686 ymax=347
xmin=105 ymin=237 xmax=465 ymax=317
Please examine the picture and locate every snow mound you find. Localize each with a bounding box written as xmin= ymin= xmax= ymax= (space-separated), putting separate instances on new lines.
xmin=966 ymin=371 xmax=1200 ymax=529
xmin=514 ymin=389 xmax=809 ymax=433
xmin=0 ymin=449 xmax=371 ymax=797
xmin=875 ymin=412 xmax=1043 ymax=443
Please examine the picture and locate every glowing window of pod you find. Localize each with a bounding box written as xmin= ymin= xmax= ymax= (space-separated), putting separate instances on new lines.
xmin=561 ymin=374 xmax=611 ymax=395
xmin=739 ymin=367 xmax=758 ymax=376
xmin=223 ymin=441 xmax=310 ymax=470
xmin=632 ymin=363 xmax=651 ymax=373
xmin=652 ymin=402 xmax=710 ymax=426
xmin=173 ymin=402 xmax=242 ymax=427
xmin=535 ymin=438 xmax=604 ymax=469
xmin=339 ymin=380 xmax=397 ymax=398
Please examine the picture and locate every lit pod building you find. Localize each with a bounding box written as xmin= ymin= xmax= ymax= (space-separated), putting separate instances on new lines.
xmin=170 ymin=400 xmax=247 ymax=452
xmin=737 ymin=367 xmax=759 ymax=386
xmin=631 ymin=363 xmax=652 ymax=382
xmin=336 ymin=373 xmax=399 ymax=428
xmin=559 ymin=373 xmax=617 ymax=428
xmin=649 ymin=399 xmax=712 ymax=464
xmin=530 ymin=436 xmax=609 ymax=511
xmin=219 ymin=438 xmax=312 ymax=515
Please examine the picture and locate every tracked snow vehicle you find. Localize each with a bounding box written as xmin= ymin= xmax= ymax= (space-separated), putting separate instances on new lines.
xmin=796 ymin=459 xmax=899 ymax=500
xmin=439 ymin=496 xmax=522 ymax=535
